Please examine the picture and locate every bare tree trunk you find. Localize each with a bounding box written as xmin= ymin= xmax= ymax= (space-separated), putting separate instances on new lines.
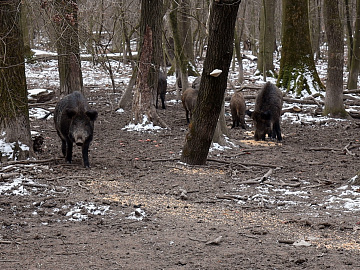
xmin=234 ymin=18 xmax=244 ymax=84
xmin=345 ymin=0 xmax=354 ymax=70
xmin=309 ymin=0 xmax=322 ymax=60
xmin=0 ymin=0 xmax=33 ymax=161
xmin=323 ymin=0 xmax=347 ymax=118
xmin=212 ymin=98 xmax=228 ymax=145
xmin=348 ymin=0 xmax=360 ymax=90
xmin=118 ymin=67 xmax=137 ymax=110
xmin=181 ymin=0 xmax=241 ymax=165
xmin=53 ymin=0 xmax=83 ymax=95
xmin=277 ymin=0 xmax=324 ymax=96
xmin=131 ymin=0 xmax=167 ymax=128
xmin=169 ymin=0 xmax=192 ymax=92
xmin=257 ymin=0 xmax=276 ymax=78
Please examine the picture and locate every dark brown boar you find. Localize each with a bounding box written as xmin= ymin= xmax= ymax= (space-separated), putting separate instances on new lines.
xmin=230 ymin=91 xmax=246 ymax=129
xmin=246 ymin=82 xmax=283 ymax=141
xmin=181 ymin=88 xmax=198 ymax=124
xmin=54 ymin=91 xmax=98 ymax=167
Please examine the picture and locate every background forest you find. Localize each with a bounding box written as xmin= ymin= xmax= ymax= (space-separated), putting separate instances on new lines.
xmin=1 ymin=1 xmax=360 ymax=269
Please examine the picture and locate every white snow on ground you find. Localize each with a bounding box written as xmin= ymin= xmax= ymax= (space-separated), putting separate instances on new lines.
xmin=0 ymin=138 xmax=30 ymax=160
xmin=29 ymin=107 xmax=51 ymax=120
xmin=122 ymin=115 xmax=164 ymax=132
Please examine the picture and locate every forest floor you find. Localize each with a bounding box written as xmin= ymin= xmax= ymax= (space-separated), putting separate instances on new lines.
xmin=1 ymin=60 xmax=360 ymax=269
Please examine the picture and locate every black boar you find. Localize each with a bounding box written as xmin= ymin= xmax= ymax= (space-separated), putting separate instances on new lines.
xmin=230 ymin=91 xmax=246 ymax=129
xmin=246 ymin=82 xmax=283 ymax=141
xmin=156 ymin=72 xmax=167 ymax=109
xmin=54 ymin=91 xmax=98 ymax=167
xmin=181 ymin=87 xmax=198 ymax=124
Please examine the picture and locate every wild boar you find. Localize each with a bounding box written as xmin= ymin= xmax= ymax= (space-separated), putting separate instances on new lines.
xmin=181 ymin=87 xmax=198 ymax=124
xmin=246 ymin=82 xmax=283 ymax=141
xmin=230 ymin=91 xmax=246 ymax=129
xmin=156 ymin=72 xmax=167 ymax=109
xmin=54 ymin=91 xmax=98 ymax=167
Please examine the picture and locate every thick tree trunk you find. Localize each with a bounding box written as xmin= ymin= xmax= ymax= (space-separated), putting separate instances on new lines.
xmin=54 ymin=0 xmax=83 ymax=94
xmin=0 ymin=0 xmax=33 ymax=161
xmin=181 ymin=0 xmax=241 ymax=165
xmin=323 ymin=0 xmax=346 ymax=118
xmin=348 ymin=0 xmax=360 ymax=90
xmin=277 ymin=0 xmax=324 ymax=96
xmin=212 ymin=99 xmax=228 ymax=145
xmin=118 ymin=67 xmax=137 ymax=110
xmin=234 ymin=21 xmax=244 ymax=84
xmin=309 ymin=0 xmax=322 ymax=60
xmin=169 ymin=0 xmax=191 ymax=92
xmin=257 ymin=0 xmax=276 ymax=77
xmin=131 ymin=0 xmax=167 ymax=128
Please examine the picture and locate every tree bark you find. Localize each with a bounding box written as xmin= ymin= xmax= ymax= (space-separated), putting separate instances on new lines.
xmin=169 ymin=0 xmax=193 ymax=92
xmin=131 ymin=0 xmax=167 ymax=128
xmin=257 ymin=0 xmax=276 ymax=78
xmin=348 ymin=0 xmax=360 ymax=90
xmin=0 ymin=0 xmax=33 ymax=161
xmin=345 ymin=0 xmax=354 ymax=70
xmin=277 ymin=0 xmax=324 ymax=96
xmin=323 ymin=0 xmax=346 ymax=118
xmin=180 ymin=0 xmax=241 ymax=165
xmin=53 ymin=0 xmax=83 ymax=94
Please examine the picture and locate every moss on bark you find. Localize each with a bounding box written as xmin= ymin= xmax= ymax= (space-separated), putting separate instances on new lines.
xmin=277 ymin=0 xmax=324 ymax=96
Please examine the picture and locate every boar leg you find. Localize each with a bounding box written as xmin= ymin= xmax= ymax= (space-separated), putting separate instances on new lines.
xmin=273 ymin=121 xmax=282 ymax=141
xmin=61 ymin=139 xmax=67 ymax=157
xmin=186 ymin=110 xmax=190 ymax=124
xmin=82 ymin=141 xmax=91 ymax=168
xmin=65 ymin=138 xmax=73 ymax=164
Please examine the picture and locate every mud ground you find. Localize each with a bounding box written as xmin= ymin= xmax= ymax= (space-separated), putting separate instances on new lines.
xmin=1 ymin=85 xmax=360 ymax=270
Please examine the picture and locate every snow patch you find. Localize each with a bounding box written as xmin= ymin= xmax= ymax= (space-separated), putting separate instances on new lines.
xmin=122 ymin=115 xmax=163 ymax=132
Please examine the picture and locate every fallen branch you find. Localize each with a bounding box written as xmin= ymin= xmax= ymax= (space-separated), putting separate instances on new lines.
xmin=77 ymin=182 xmax=90 ymax=191
xmin=239 ymin=168 xmax=275 ymax=185
xmin=23 ymin=183 xmax=48 ymax=188
xmin=304 ymin=147 xmax=342 ymax=152
xmin=344 ymin=89 xmax=360 ymax=94
xmin=344 ymin=142 xmax=357 ymax=156
xmin=207 ymin=158 xmax=280 ymax=169
xmin=0 ymin=173 xmax=19 ymax=180
xmin=1 ymin=158 xmax=61 ymax=167
xmin=205 ymin=235 xmax=223 ymax=245
xmin=216 ymin=194 xmax=248 ymax=201
xmin=263 ymin=181 xmax=301 ymax=187
xmin=282 ymin=97 xmax=324 ymax=105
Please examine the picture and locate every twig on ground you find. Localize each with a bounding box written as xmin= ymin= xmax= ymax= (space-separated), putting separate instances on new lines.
xmin=216 ymin=194 xmax=248 ymax=201
xmin=0 ymin=173 xmax=19 ymax=180
xmin=77 ymin=182 xmax=90 ymax=191
xmin=1 ymin=158 xmax=61 ymax=167
xmin=304 ymin=147 xmax=342 ymax=152
xmin=344 ymin=142 xmax=357 ymax=156
xmin=239 ymin=168 xmax=275 ymax=185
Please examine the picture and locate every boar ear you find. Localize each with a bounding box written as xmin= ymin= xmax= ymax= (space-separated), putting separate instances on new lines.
xmin=66 ymin=109 xmax=77 ymax=119
xmin=86 ymin=110 xmax=98 ymax=121
xmin=261 ymin=110 xmax=272 ymax=120
xmin=245 ymin=110 xmax=253 ymax=117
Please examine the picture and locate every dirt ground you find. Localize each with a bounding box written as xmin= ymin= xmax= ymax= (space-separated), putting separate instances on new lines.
xmin=1 ymin=85 xmax=360 ymax=270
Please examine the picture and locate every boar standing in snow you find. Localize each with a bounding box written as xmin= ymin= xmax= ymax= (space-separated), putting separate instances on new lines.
xmin=54 ymin=91 xmax=98 ymax=167
xmin=246 ymin=82 xmax=283 ymax=141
